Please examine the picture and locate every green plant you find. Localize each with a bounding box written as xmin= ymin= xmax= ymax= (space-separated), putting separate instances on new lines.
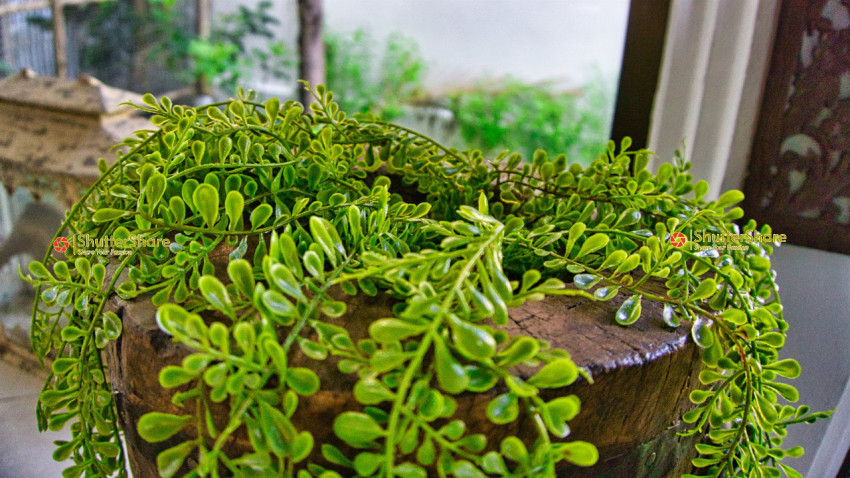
xmin=27 ymin=0 xmax=292 ymax=95
xmin=187 ymin=0 xmax=294 ymax=94
xmin=325 ymin=30 xmax=425 ymax=120
xmin=448 ymin=76 xmax=613 ymax=166
xmin=26 ymin=85 xmax=828 ymax=478
xmin=0 ymin=59 xmax=13 ymax=77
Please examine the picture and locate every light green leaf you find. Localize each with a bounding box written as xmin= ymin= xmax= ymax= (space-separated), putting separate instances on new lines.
xmin=554 ymin=441 xmax=598 ymax=467
xmin=261 ymin=289 xmax=297 ymax=322
xmin=486 ymin=393 xmax=518 ymax=425
xmin=159 ymin=366 xmax=196 ymax=388
xmin=565 ymin=222 xmax=586 ymax=254
xmin=593 ymin=285 xmax=619 ymax=301
xmin=156 ymin=441 xmax=195 ymax=478
xmin=225 ymin=190 xmax=244 ymax=230
xmin=721 ymin=308 xmax=747 ymax=326
xmin=354 ymin=377 xmax=395 ymax=405
xmin=573 ymin=274 xmax=601 ymax=290
xmin=765 ymin=359 xmax=801 ymax=379
xmin=662 ymin=304 xmax=680 ymax=327
xmin=146 ymin=173 xmax=167 ymax=208
xmin=451 ymin=460 xmax=487 ymax=478
xmin=192 ymin=183 xmax=219 ymax=228
xmin=690 ymin=278 xmax=717 ymax=302
xmin=450 ymin=319 xmax=496 ymax=360
xmin=528 ymin=358 xmax=579 ymax=388
xmin=715 ymin=190 xmax=744 ymax=208
xmin=435 ymin=339 xmax=469 ymax=394
xmin=198 ymin=275 xmax=234 ymax=318
xmin=309 ymin=216 xmax=345 ymax=266
xmin=137 ymin=412 xmax=191 ymax=443
xmin=354 ymin=452 xmax=384 ymax=476
xmin=93 ymin=208 xmax=129 ymax=223
xmin=498 ymin=337 xmax=539 ymax=366
xmin=575 ymin=233 xmax=609 ymax=259
xmin=691 ymin=317 xmax=714 ymax=348
xmin=227 ymin=259 xmax=254 ymax=298
xmin=333 ymin=412 xmax=385 ymax=445
xmin=250 ymin=204 xmax=273 ymax=230
xmin=286 ymin=368 xmax=320 ymax=396
xmin=504 ymin=375 xmax=537 ymax=397
xmin=369 ymin=318 xmax=428 ymax=343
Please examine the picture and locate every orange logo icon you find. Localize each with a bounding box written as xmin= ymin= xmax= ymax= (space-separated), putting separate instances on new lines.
xmin=670 ymin=232 xmax=686 ymax=248
xmin=53 ymin=237 xmax=69 ymax=253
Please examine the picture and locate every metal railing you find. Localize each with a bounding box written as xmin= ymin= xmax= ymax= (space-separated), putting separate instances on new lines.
xmin=0 ymin=0 xmax=208 ymax=84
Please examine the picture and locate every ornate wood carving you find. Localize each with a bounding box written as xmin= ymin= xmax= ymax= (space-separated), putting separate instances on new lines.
xmin=743 ymin=0 xmax=850 ymax=254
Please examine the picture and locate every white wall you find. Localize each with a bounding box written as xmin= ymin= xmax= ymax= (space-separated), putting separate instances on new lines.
xmin=217 ymin=0 xmax=629 ymax=96
xmin=323 ymin=0 xmax=629 ymax=92
xmin=770 ymin=245 xmax=850 ymax=474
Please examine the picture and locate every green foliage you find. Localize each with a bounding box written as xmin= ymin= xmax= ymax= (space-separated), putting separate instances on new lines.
xmin=26 ymin=85 xmax=828 ymax=478
xmin=32 ymin=0 xmax=293 ymax=95
xmin=0 ymin=59 xmax=14 ymax=77
xmin=448 ymin=76 xmax=614 ymax=166
xmin=325 ymin=29 xmax=426 ymax=120
xmin=188 ymin=0 xmax=294 ymax=93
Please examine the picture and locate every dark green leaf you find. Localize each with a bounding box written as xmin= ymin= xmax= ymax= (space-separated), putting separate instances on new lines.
xmin=615 ymin=295 xmax=642 ymax=326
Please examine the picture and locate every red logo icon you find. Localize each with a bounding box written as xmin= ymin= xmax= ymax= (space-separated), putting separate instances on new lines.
xmin=670 ymin=232 xmax=686 ymax=248
xmin=53 ymin=237 xmax=69 ymax=253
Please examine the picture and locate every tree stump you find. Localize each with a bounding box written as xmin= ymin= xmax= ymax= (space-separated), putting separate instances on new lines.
xmin=106 ymin=276 xmax=703 ymax=477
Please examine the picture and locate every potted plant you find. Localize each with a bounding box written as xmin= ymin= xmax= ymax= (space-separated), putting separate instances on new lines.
xmin=26 ymin=85 xmax=828 ymax=478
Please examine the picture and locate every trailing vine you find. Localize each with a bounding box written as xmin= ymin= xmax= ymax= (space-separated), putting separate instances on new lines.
xmin=26 ymin=85 xmax=828 ymax=478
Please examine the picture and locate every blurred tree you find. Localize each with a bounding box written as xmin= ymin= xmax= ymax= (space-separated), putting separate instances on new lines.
xmin=298 ymin=0 xmax=324 ymax=107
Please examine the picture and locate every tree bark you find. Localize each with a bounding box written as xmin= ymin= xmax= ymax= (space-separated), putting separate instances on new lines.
xmin=50 ymin=0 xmax=68 ymax=78
xmin=297 ymin=0 xmax=324 ymax=108
xmin=194 ymin=0 xmax=211 ymax=96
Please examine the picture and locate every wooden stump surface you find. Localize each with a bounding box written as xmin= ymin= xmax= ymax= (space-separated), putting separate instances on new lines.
xmin=106 ymin=274 xmax=702 ymax=477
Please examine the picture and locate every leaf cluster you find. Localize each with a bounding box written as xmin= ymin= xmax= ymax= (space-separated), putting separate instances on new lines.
xmin=25 ymin=84 xmax=828 ymax=478
xmin=447 ymin=76 xmax=613 ymax=166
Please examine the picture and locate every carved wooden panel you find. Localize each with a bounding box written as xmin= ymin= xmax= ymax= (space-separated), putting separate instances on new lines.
xmin=743 ymin=0 xmax=850 ymax=254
